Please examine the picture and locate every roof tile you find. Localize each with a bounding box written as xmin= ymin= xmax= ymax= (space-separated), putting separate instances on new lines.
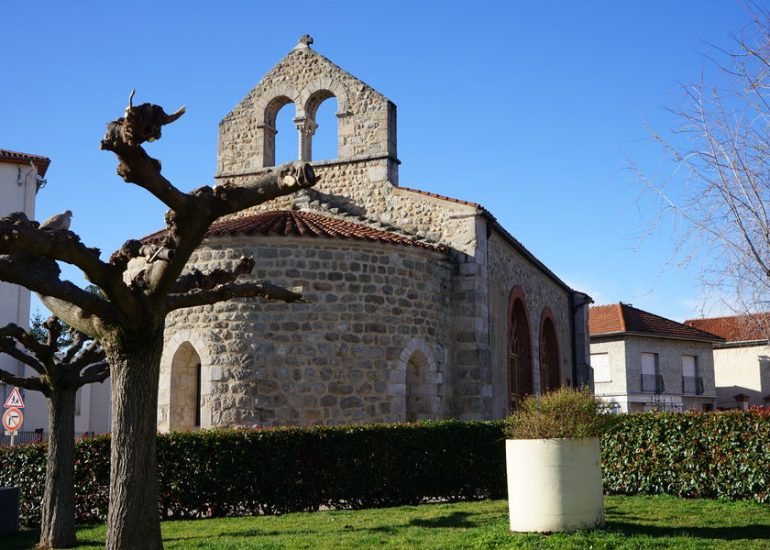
xmin=0 ymin=149 xmax=51 ymax=176
xmin=590 ymin=303 xmax=724 ymax=342
xmin=144 ymin=210 xmax=444 ymax=251
xmin=685 ymin=314 xmax=770 ymax=343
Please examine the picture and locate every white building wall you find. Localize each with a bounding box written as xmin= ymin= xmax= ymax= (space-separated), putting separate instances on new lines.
xmin=0 ymin=161 xmax=49 ymax=431
xmin=591 ymin=335 xmax=717 ymax=413
xmin=712 ymin=344 xmax=770 ymax=408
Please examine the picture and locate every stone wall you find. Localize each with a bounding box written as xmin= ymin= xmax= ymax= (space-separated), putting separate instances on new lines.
xmin=218 ymin=163 xmax=480 ymax=257
xmin=217 ymin=42 xmax=397 ymax=177
xmin=487 ymin=230 xmax=573 ymax=419
xmin=159 ymin=236 xmax=453 ymax=430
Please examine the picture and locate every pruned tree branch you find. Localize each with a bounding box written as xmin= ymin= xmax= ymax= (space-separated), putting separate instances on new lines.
xmin=153 ymin=162 xmax=316 ymax=297
xmin=0 ymin=213 xmax=132 ymax=310
xmin=0 ymin=369 xmax=49 ymax=395
xmin=171 ymin=257 xmax=255 ymax=294
xmin=62 ymin=331 xmax=88 ymax=364
xmin=78 ymin=361 xmax=110 ymax=385
xmin=208 ymin=162 xmax=318 ymax=219
xmin=0 ymin=322 xmax=50 ymax=360
xmin=100 ymin=94 xmax=190 ymax=213
xmin=0 ymin=337 xmax=46 ymax=375
xmin=166 ymin=281 xmax=304 ymax=312
xmin=0 ymin=255 xmax=118 ymax=328
xmin=99 ymin=92 xmax=318 ymax=314
xmin=69 ymin=340 xmax=106 ymax=372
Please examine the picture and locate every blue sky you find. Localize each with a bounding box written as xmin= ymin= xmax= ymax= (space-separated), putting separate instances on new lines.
xmin=0 ymin=1 xmax=756 ymax=322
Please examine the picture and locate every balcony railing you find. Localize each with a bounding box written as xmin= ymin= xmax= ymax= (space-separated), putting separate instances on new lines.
xmin=682 ymin=375 xmax=704 ymax=395
xmin=641 ymin=374 xmax=664 ymax=394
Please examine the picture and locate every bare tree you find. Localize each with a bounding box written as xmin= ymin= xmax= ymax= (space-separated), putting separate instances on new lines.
xmin=639 ymin=6 xmax=770 ymax=326
xmin=0 ymin=94 xmax=317 ymax=549
xmin=0 ymin=318 xmax=107 ymax=548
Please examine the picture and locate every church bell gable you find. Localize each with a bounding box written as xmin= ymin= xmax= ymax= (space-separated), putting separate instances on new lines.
xmin=217 ymin=35 xmax=398 ymax=184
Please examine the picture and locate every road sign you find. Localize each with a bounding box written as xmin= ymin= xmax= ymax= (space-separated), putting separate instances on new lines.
xmin=2 ymin=407 xmax=23 ymax=432
xmin=3 ymin=387 xmax=25 ymax=409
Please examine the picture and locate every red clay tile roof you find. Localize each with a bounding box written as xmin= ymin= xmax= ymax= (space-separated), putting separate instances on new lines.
xmin=590 ymin=303 xmax=724 ymax=342
xmin=144 ymin=210 xmax=444 ymax=250
xmin=685 ymin=314 xmax=770 ymax=343
xmin=0 ymin=149 xmax=51 ymax=177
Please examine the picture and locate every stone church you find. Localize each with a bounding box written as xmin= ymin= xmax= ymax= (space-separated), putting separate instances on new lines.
xmin=157 ymin=36 xmax=592 ymax=431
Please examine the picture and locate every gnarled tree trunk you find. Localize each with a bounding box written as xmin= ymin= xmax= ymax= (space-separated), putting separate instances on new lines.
xmin=39 ymin=387 xmax=77 ymax=549
xmin=105 ymin=333 xmax=164 ymax=550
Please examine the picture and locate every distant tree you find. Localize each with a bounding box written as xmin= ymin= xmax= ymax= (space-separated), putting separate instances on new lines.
xmin=0 ymin=93 xmax=316 ymax=549
xmin=0 ymin=318 xmax=107 ymax=548
xmin=639 ymin=7 xmax=770 ymax=323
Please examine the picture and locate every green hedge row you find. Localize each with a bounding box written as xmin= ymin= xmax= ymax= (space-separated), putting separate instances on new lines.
xmin=0 ymin=421 xmax=507 ymax=526
xmin=4 ymin=412 xmax=770 ymax=527
xmin=602 ymin=411 xmax=770 ymax=502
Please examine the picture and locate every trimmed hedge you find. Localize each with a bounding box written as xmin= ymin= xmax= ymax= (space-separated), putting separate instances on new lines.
xmin=0 ymin=421 xmax=507 ymax=527
xmin=4 ymin=412 xmax=770 ymax=527
xmin=602 ymin=411 xmax=770 ymax=502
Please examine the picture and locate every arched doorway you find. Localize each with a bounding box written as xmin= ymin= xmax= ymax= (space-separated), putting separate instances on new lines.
xmin=507 ymin=289 xmax=533 ymax=410
xmin=169 ymin=342 xmax=202 ymax=431
xmin=405 ymin=350 xmax=430 ymax=421
xmin=540 ymin=312 xmax=561 ymax=394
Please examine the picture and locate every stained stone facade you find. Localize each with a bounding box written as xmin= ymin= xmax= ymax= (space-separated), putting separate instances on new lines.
xmin=157 ymin=37 xmax=592 ymax=431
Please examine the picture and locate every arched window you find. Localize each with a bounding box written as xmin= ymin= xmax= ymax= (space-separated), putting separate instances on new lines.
xmin=540 ymin=312 xmax=561 ymax=394
xmin=311 ymin=96 xmax=338 ymax=161
xmin=507 ymin=288 xmax=533 ymax=410
xmin=303 ymin=90 xmax=338 ymax=161
xmin=169 ymin=342 xmax=202 ymax=431
xmin=262 ymin=96 xmax=295 ymax=167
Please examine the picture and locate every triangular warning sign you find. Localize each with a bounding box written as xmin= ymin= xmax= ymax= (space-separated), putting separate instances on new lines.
xmin=4 ymin=387 xmax=25 ymax=409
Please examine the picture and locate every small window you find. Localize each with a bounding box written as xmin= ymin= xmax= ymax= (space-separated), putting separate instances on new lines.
xmin=590 ymin=353 xmax=611 ymax=383
xmin=682 ymin=355 xmax=703 ymax=395
xmin=682 ymin=355 xmax=697 ymax=377
xmin=641 ymin=352 xmax=662 ymax=393
xmin=641 ymin=353 xmax=657 ymax=375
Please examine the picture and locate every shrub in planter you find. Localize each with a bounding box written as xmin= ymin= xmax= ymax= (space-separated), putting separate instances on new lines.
xmin=504 ymin=387 xmax=615 ymax=533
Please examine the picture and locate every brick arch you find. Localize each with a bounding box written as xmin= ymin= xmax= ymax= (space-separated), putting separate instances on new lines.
xmin=539 ymin=307 xmax=561 ymax=394
xmin=159 ymin=330 xmax=213 ymax=432
xmin=507 ymin=287 xmax=533 ymax=410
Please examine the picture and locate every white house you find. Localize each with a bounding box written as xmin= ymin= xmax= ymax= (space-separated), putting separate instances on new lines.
xmin=1 ymin=149 xmax=51 ymax=436
xmin=589 ymin=303 xmax=721 ymax=413
xmin=685 ymin=314 xmax=770 ymax=409
xmin=0 ymin=149 xmax=110 ymax=439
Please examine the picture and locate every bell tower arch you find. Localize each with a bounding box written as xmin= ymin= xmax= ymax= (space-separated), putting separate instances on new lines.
xmin=217 ymin=35 xmax=399 ymax=184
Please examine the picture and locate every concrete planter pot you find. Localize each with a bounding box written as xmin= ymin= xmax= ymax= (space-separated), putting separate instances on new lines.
xmin=505 ymin=437 xmax=604 ymax=532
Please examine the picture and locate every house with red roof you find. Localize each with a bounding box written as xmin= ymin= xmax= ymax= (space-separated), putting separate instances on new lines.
xmin=685 ymin=314 xmax=770 ymax=409
xmin=0 ymin=150 xmax=112 ymax=443
xmin=589 ymin=303 xmax=722 ymax=412
xmin=151 ymin=36 xmax=593 ymax=431
xmin=0 ymin=149 xmax=51 ymax=440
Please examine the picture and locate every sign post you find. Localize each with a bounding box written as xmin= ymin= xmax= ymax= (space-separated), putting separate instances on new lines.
xmin=3 ymin=387 xmax=25 ymax=447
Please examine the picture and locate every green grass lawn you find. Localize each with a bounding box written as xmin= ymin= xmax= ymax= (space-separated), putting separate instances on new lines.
xmin=3 ymin=495 xmax=770 ymax=549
